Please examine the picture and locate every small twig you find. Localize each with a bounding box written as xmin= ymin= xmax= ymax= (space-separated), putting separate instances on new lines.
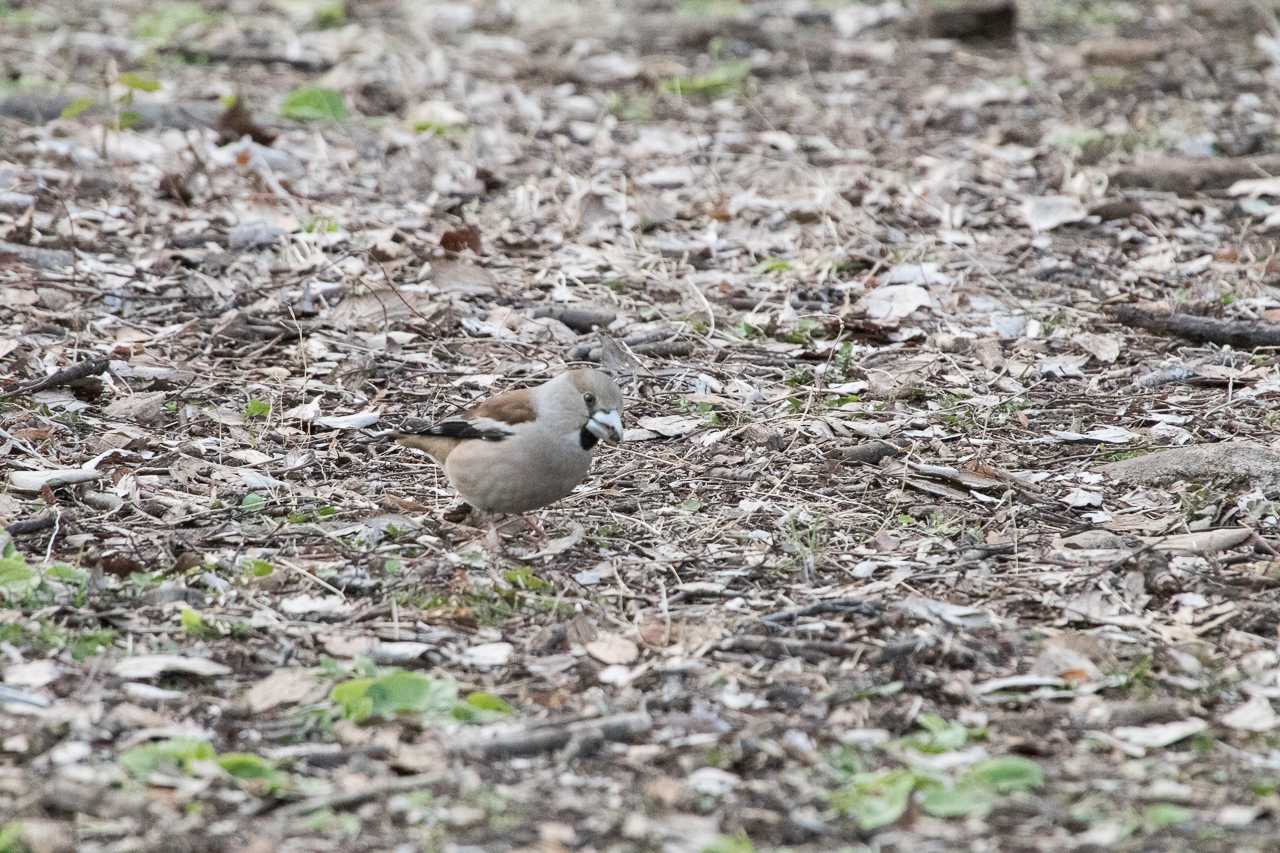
xmin=718 ymin=635 xmax=864 ymax=660
xmin=1109 ymin=305 xmax=1280 ymax=349
xmin=759 ymin=598 xmax=881 ymax=625
xmin=42 ymin=511 xmax=61 ymax=565
xmin=1 ymin=356 xmax=109 ymax=398
xmin=5 ymin=511 xmax=59 ymax=536
xmin=449 ymin=710 xmax=653 ymax=759
xmin=273 ymin=559 xmax=347 ymax=600
xmin=373 ymin=256 xmax=444 ymax=329
xmin=272 ymin=772 xmax=444 ymax=819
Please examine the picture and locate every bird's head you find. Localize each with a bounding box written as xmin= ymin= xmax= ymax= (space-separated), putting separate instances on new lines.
xmin=567 ymin=368 xmax=624 ymax=445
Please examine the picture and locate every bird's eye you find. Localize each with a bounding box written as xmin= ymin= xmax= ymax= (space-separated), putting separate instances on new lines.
xmin=583 ymin=392 xmax=596 ymax=408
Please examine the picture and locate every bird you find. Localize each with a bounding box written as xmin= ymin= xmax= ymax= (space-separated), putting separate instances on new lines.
xmin=394 ymin=368 xmax=624 ymax=550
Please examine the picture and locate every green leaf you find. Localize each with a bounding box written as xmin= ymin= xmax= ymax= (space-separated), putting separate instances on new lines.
xmin=60 ymin=96 xmax=95 ymax=119
xmin=502 ymin=566 xmax=550 ymax=592
xmin=118 ymin=72 xmax=161 ymax=92
xmin=46 ymin=564 xmax=87 ymax=588
xmin=919 ymin=779 xmax=996 ymax=818
xmin=180 ymin=607 xmax=210 ymax=637
xmin=331 ymin=670 xmax=457 ymax=722
xmin=117 ymin=111 xmax=141 ymax=130
xmin=243 ymin=399 xmax=270 ymax=419
xmin=280 ymin=87 xmax=347 ymax=122
xmin=118 ymin=738 xmax=214 ymax=779
xmin=312 ymin=0 xmax=346 ymax=28
xmin=70 ymin=629 xmax=115 ymax=661
xmin=964 ymin=756 xmax=1044 ymax=793
xmin=244 ymin=558 xmax=274 ymax=578
xmin=700 ymin=833 xmax=755 ymax=853
xmin=383 ymin=558 xmax=402 ymax=574
xmin=0 ymin=546 xmax=38 ymax=602
xmin=240 ymin=493 xmax=266 ymax=513
xmin=133 ymin=2 xmax=210 ymax=42
xmin=661 ymin=59 xmax=751 ymax=99
xmin=753 ymin=257 xmax=792 ymax=274
xmin=217 ymin=752 xmax=285 ymax=793
xmin=1142 ymin=803 xmax=1192 ymax=831
xmin=830 ymin=769 xmax=918 ymax=830
xmin=900 ymin=713 xmax=971 ymax=754
xmin=0 ymin=822 xmax=26 ymax=853
xmin=463 ymin=691 xmax=512 ymax=714
xmin=316 ymin=505 xmax=337 ymax=518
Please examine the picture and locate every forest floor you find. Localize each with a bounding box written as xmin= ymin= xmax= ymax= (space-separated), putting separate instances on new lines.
xmin=4 ymin=0 xmax=1280 ymax=850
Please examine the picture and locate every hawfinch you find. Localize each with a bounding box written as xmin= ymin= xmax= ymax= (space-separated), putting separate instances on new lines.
xmin=395 ymin=369 xmax=624 ymax=548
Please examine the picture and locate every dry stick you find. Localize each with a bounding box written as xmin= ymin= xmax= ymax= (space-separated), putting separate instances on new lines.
xmin=374 ymin=256 xmax=443 ymax=328
xmin=1109 ymin=305 xmax=1280 ymax=349
xmin=272 ymin=772 xmax=445 ymax=820
xmin=1 ymin=356 xmax=110 ymax=398
xmin=448 ymin=710 xmax=653 ymax=760
xmin=5 ymin=511 xmax=59 ymax=536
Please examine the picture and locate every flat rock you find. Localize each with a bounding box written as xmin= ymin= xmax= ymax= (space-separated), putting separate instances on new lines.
xmin=1098 ymin=440 xmax=1280 ymax=486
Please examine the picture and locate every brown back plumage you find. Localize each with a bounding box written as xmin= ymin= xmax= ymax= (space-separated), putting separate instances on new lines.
xmin=465 ymin=387 xmax=535 ymax=425
xmin=395 ymin=384 xmax=537 ymax=464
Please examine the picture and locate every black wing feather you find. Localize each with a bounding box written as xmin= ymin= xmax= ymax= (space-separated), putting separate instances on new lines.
xmin=399 ymin=418 xmax=513 ymax=442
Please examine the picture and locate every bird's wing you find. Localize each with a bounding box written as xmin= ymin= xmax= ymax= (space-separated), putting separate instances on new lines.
xmin=395 ymin=386 xmax=535 ymax=462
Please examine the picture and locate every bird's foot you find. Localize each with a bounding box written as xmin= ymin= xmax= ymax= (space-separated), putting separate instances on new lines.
xmin=521 ymin=514 xmax=549 ymax=545
xmin=484 ymin=519 xmax=503 ymax=554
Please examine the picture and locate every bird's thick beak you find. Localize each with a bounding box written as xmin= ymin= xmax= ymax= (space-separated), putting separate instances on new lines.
xmin=586 ymin=409 xmax=623 ymax=444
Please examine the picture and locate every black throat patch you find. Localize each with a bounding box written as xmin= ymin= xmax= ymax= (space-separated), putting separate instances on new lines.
xmin=579 ymin=425 xmax=599 ymax=451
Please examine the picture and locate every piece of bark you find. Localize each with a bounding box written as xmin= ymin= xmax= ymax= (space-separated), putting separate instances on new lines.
xmin=0 ymin=95 xmax=221 ymax=130
xmin=216 ymin=98 xmax=278 ymax=146
xmin=718 ymin=635 xmax=864 ymax=661
xmin=5 ymin=511 xmax=61 ymax=536
xmin=1111 ymin=154 xmax=1280 ymax=195
xmin=533 ymin=306 xmax=617 ymax=334
xmin=2 ymin=356 xmax=110 ymax=398
xmin=0 ymin=240 xmax=74 ymax=270
xmin=1079 ymin=38 xmax=1167 ymax=65
xmin=1109 ymin=305 xmax=1280 ymax=348
xmin=157 ymin=46 xmax=334 ymax=73
xmin=272 ymin=772 xmax=444 ymax=819
xmin=836 ymin=439 xmax=906 ymax=465
xmin=1089 ymin=198 xmax=1147 ymax=221
xmin=1098 ymin=441 xmax=1280 ymax=487
xmin=924 ymin=0 xmax=1017 ymax=41
xmin=449 ymin=711 xmax=652 ymax=759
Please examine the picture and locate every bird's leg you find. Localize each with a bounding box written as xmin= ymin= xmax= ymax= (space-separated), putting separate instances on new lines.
xmin=522 ymin=514 xmax=548 ymax=544
xmin=485 ymin=516 xmax=503 ymax=554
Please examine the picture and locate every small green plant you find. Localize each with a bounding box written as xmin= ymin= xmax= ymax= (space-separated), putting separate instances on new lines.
xmin=119 ymin=737 xmax=215 ymax=779
xmin=604 ymin=92 xmax=653 ymax=122
xmin=243 ymin=399 xmax=270 ymax=419
xmin=180 ymin=607 xmax=215 ymax=638
xmin=330 ymin=669 xmax=512 ymax=724
xmin=502 ymin=566 xmax=551 ymax=592
xmin=133 ymin=2 xmax=211 ymax=42
xmin=0 ymin=821 xmax=27 ymax=853
xmin=753 ymin=257 xmax=792 ymax=274
xmin=700 ymin=833 xmax=755 ymax=853
xmin=281 ymin=87 xmax=347 ymax=122
xmin=244 ymin=558 xmax=274 ymax=578
xmin=830 ymin=757 xmax=1043 ymax=829
xmin=239 ymin=493 xmax=267 ymax=513
xmin=0 ymin=544 xmax=38 ymax=602
xmin=312 ymin=0 xmax=345 ymax=28
xmin=70 ymin=629 xmax=116 ymax=661
xmin=898 ymin=713 xmax=982 ymax=754
xmin=662 ymin=60 xmax=751 ymax=100
xmin=302 ymin=217 xmax=340 ymax=234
